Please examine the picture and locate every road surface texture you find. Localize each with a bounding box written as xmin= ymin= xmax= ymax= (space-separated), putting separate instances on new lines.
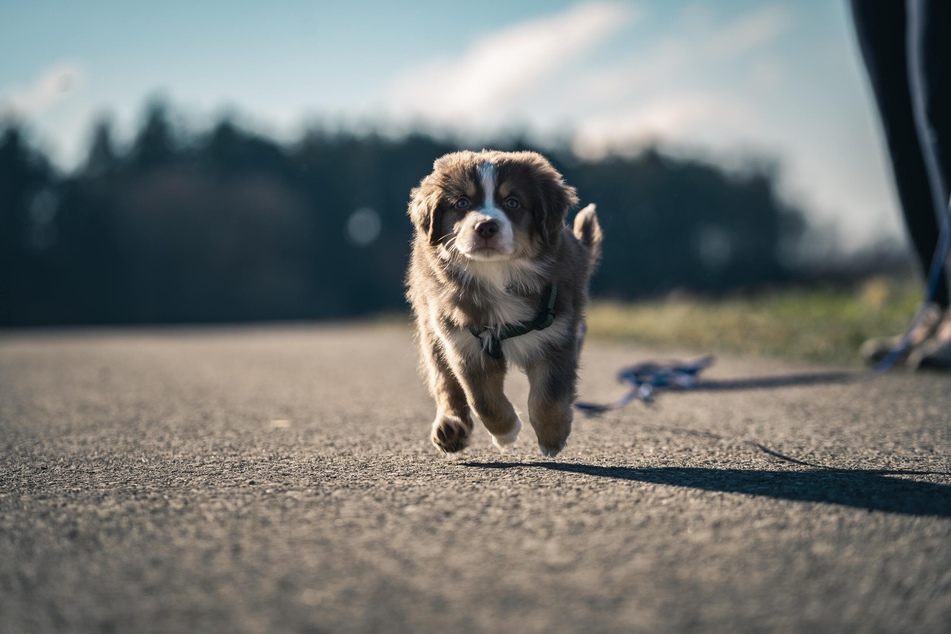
xmin=1 ymin=323 xmax=950 ymax=633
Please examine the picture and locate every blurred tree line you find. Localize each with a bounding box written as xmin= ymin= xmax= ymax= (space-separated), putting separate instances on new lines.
xmin=1 ymin=103 xmax=808 ymax=327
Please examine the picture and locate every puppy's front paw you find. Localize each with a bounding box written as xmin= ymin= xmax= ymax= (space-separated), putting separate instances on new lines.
xmin=490 ymin=417 xmax=522 ymax=452
xmin=431 ymin=413 xmax=473 ymax=454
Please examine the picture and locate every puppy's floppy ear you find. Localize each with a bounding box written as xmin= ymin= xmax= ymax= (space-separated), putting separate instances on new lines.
xmin=408 ymin=183 xmax=444 ymax=245
xmin=530 ymin=155 xmax=579 ymax=245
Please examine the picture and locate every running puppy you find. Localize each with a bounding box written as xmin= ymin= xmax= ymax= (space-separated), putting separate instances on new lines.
xmin=406 ymin=150 xmax=602 ymax=457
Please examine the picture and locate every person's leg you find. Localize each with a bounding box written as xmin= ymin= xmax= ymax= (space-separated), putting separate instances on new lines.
xmin=851 ymin=0 xmax=950 ymax=307
xmin=907 ymin=0 xmax=951 ymax=368
xmin=915 ymin=0 xmax=951 ymax=209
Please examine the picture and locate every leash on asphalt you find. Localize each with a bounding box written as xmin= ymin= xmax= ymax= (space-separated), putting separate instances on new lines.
xmin=574 ymin=199 xmax=951 ymax=416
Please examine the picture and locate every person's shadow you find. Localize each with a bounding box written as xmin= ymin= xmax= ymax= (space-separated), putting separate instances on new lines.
xmin=464 ymin=457 xmax=951 ymax=518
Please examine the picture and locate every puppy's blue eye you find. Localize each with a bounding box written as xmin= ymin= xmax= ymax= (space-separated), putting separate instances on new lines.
xmin=455 ymin=198 xmax=471 ymax=210
xmin=504 ymin=197 xmax=520 ymax=210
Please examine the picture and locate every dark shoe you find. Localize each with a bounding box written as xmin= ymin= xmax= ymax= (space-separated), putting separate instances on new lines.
xmin=860 ymin=303 xmax=944 ymax=364
xmin=909 ymin=342 xmax=951 ymax=370
xmin=907 ymin=308 xmax=951 ymax=370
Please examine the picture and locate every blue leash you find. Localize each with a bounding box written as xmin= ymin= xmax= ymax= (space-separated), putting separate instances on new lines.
xmin=575 ymin=356 xmax=715 ymax=413
xmin=575 ymin=201 xmax=951 ymax=415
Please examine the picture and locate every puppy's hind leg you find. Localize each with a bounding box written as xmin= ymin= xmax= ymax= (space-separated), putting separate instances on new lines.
xmin=527 ymin=351 xmax=578 ymax=458
xmin=420 ymin=330 xmax=474 ymax=454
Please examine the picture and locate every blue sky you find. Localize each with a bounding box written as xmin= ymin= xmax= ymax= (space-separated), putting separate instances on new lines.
xmin=0 ymin=0 xmax=903 ymax=251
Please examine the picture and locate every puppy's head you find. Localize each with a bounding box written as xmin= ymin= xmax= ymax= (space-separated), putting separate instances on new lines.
xmin=409 ymin=150 xmax=578 ymax=262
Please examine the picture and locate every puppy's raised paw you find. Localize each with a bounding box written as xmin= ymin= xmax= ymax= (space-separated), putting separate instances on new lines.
xmin=431 ymin=414 xmax=473 ymax=454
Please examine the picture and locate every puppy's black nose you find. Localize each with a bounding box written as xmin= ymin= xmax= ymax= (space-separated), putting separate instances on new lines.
xmin=475 ymin=220 xmax=499 ymax=239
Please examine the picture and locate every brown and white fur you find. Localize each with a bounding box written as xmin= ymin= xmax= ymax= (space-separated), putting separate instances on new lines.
xmin=406 ymin=150 xmax=602 ymax=457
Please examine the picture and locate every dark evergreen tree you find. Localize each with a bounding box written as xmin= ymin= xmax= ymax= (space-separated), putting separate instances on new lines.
xmin=130 ymin=101 xmax=175 ymax=171
xmin=84 ymin=117 xmax=118 ymax=177
xmin=0 ymin=125 xmax=59 ymax=325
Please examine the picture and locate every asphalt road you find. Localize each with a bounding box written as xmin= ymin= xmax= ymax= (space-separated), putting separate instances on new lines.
xmin=2 ymin=323 xmax=950 ymax=633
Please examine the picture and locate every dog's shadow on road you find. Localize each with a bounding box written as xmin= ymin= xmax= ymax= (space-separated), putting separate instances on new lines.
xmin=463 ymin=460 xmax=951 ymax=518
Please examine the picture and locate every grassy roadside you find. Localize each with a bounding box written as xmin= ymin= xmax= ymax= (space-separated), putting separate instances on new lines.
xmin=586 ymin=277 xmax=922 ymax=366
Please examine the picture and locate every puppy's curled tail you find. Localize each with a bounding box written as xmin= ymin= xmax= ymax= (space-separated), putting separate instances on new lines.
xmin=573 ymin=203 xmax=603 ymax=267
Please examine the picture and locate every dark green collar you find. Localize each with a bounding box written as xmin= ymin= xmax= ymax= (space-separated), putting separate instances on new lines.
xmin=469 ymin=283 xmax=558 ymax=359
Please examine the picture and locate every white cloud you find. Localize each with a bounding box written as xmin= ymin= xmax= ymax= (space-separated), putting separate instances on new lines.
xmin=702 ymin=5 xmax=791 ymax=60
xmin=576 ymin=40 xmax=687 ymax=104
xmin=571 ymin=92 xmax=754 ymax=159
xmin=384 ymin=1 xmax=638 ymax=126
xmin=577 ymin=4 xmax=790 ymax=104
xmin=568 ymin=4 xmax=791 ymax=157
xmin=1 ymin=62 xmax=84 ymax=120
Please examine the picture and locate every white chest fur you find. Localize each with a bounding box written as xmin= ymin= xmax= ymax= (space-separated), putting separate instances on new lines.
xmin=440 ymin=258 xmax=570 ymax=369
xmin=463 ymin=259 xmax=542 ymax=326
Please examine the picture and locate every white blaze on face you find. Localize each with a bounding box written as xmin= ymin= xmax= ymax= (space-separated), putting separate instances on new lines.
xmin=457 ymin=161 xmax=515 ymax=261
xmin=479 ymin=162 xmax=497 ymax=210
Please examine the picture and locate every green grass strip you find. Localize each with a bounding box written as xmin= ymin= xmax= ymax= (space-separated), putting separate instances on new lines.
xmin=586 ymin=277 xmax=922 ymax=365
